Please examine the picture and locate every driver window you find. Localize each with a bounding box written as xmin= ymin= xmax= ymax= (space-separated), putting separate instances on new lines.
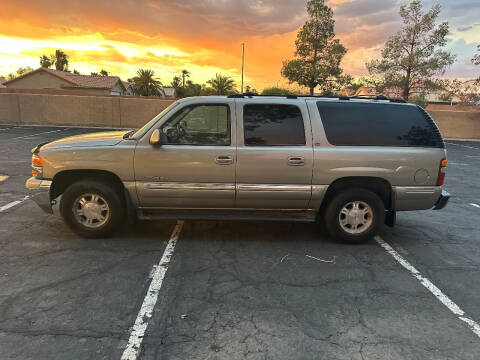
xmin=160 ymin=104 xmax=230 ymax=146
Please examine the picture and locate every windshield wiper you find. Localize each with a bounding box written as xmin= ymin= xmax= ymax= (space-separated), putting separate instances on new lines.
xmin=123 ymin=130 xmax=135 ymax=139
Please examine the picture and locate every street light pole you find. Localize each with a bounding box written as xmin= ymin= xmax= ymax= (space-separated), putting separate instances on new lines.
xmin=241 ymin=43 xmax=245 ymax=93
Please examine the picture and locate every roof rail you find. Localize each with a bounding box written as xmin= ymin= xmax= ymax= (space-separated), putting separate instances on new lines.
xmin=227 ymin=93 xmax=407 ymax=103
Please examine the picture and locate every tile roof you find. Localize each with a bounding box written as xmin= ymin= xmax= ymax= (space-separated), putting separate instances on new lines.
xmin=42 ymin=68 xmax=123 ymax=89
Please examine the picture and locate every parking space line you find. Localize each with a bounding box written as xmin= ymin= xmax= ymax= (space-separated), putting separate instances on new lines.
xmin=375 ymin=235 xmax=480 ymax=339
xmin=121 ymin=220 xmax=184 ymax=360
xmin=470 ymin=203 xmax=480 ymax=209
xmin=12 ymin=129 xmax=67 ymax=140
xmin=445 ymin=142 xmax=480 ymax=150
xmin=0 ymin=196 xmax=30 ymax=213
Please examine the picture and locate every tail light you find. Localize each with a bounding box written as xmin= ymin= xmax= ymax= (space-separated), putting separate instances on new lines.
xmin=436 ymin=158 xmax=447 ymax=186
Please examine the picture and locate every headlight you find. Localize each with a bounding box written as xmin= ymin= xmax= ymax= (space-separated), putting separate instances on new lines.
xmin=32 ymin=154 xmax=43 ymax=178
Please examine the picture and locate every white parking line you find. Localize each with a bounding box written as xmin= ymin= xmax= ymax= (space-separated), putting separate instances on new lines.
xmin=121 ymin=220 xmax=184 ymax=360
xmin=445 ymin=142 xmax=480 ymax=150
xmin=12 ymin=129 xmax=66 ymax=140
xmin=375 ymin=235 xmax=480 ymax=339
xmin=0 ymin=196 xmax=30 ymax=213
xmin=470 ymin=203 xmax=480 ymax=209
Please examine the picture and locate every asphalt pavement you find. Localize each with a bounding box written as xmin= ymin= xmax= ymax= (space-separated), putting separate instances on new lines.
xmin=0 ymin=125 xmax=479 ymax=360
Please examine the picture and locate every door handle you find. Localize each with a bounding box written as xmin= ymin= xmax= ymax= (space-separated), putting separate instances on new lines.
xmin=287 ymin=156 xmax=305 ymax=166
xmin=215 ymin=155 xmax=233 ymax=165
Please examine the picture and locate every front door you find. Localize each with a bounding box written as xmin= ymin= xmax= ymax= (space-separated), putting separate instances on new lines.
xmin=235 ymin=100 xmax=314 ymax=209
xmin=134 ymin=100 xmax=236 ymax=208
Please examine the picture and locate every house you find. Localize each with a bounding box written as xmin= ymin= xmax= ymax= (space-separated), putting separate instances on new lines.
xmin=162 ymin=87 xmax=176 ymax=98
xmin=3 ymin=67 xmax=129 ymax=95
xmin=123 ymin=81 xmax=134 ymax=96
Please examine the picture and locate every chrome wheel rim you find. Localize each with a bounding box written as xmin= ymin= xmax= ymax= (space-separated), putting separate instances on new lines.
xmin=339 ymin=201 xmax=373 ymax=234
xmin=73 ymin=193 xmax=110 ymax=228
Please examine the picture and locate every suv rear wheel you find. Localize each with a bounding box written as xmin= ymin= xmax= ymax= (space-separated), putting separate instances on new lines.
xmin=60 ymin=179 xmax=124 ymax=238
xmin=324 ymin=188 xmax=385 ymax=244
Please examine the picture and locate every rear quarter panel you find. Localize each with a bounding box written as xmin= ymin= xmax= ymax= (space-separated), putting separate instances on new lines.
xmin=306 ymin=101 xmax=447 ymax=187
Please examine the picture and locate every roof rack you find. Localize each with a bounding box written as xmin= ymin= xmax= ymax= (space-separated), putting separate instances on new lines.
xmin=227 ymin=93 xmax=407 ymax=103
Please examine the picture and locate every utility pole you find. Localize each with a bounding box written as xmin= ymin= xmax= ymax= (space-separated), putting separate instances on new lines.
xmin=241 ymin=43 xmax=245 ymax=93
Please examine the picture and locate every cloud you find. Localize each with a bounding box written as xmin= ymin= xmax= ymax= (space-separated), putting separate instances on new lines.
xmin=0 ymin=0 xmax=478 ymax=86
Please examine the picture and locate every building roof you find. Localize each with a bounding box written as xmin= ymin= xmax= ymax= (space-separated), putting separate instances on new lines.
xmin=4 ymin=67 xmax=125 ymax=90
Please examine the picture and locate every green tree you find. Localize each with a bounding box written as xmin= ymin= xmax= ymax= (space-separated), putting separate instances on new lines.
xmin=90 ymin=72 xmax=99 ymax=76
xmin=73 ymin=69 xmax=80 ymax=75
xmin=473 ymin=45 xmax=480 ymax=84
xmin=39 ymin=55 xmax=52 ymax=68
xmin=261 ymin=87 xmax=292 ymax=95
xmin=6 ymin=66 xmax=34 ymax=80
xmin=171 ymin=76 xmax=182 ymax=89
xmin=206 ymin=73 xmax=236 ymax=95
xmin=131 ymin=69 xmax=165 ymax=96
xmin=52 ymin=49 xmax=69 ymax=71
xmin=281 ymin=0 xmax=347 ymax=95
xmin=181 ymin=69 xmax=190 ymax=88
xmin=99 ymin=69 xmax=109 ymax=76
xmin=366 ymin=0 xmax=455 ymax=101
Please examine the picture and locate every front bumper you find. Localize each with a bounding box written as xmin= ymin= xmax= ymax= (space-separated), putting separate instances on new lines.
xmin=433 ymin=189 xmax=450 ymax=210
xmin=25 ymin=177 xmax=53 ymax=214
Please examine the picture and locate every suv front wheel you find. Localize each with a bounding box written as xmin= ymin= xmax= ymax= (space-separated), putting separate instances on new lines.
xmin=324 ymin=188 xmax=385 ymax=244
xmin=60 ymin=179 xmax=124 ymax=238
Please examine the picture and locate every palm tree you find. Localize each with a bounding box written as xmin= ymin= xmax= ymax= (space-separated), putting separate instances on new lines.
xmin=132 ymin=69 xmax=165 ymax=96
xmin=53 ymin=50 xmax=69 ymax=71
xmin=39 ymin=55 xmax=52 ymax=68
xmin=181 ymin=69 xmax=190 ymax=88
xmin=206 ymin=73 xmax=236 ymax=95
xmin=171 ymin=76 xmax=182 ymax=89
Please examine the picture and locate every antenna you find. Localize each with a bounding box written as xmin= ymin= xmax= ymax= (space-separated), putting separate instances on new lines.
xmin=241 ymin=43 xmax=245 ymax=93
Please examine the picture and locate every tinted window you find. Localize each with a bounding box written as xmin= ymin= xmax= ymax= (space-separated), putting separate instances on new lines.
xmin=243 ymin=104 xmax=305 ymax=146
xmin=317 ymin=102 xmax=444 ymax=147
xmin=161 ymin=104 xmax=230 ymax=146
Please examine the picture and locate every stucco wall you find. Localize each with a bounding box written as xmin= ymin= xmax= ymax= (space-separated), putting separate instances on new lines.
xmin=0 ymin=93 xmax=174 ymax=128
xmin=0 ymin=93 xmax=479 ymax=139
xmin=429 ymin=110 xmax=480 ymax=140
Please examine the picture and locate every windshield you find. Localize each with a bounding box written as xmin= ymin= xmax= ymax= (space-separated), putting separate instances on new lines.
xmin=131 ymin=101 xmax=179 ymax=139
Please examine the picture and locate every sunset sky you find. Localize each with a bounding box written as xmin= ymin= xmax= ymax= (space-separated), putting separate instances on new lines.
xmin=0 ymin=0 xmax=478 ymax=90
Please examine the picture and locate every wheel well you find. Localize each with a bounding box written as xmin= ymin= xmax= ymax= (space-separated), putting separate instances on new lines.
xmin=321 ymin=177 xmax=393 ymax=211
xmin=51 ymin=170 xmax=125 ymax=202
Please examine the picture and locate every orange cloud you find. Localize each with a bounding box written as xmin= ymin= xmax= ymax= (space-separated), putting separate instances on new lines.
xmin=0 ymin=0 xmax=477 ymax=88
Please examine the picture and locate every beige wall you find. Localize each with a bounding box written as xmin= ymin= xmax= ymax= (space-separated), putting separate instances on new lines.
xmin=429 ymin=110 xmax=480 ymax=140
xmin=0 ymin=93 xmax=478 ymax=139
xmin=5 ymin=71 xmax=72 ymax=90
xmin=0 ymin=93 xmax=174 ymax=128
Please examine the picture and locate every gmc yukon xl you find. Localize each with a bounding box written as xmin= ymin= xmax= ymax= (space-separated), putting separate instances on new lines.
xmin=26 ymin=94 xmax=450 ymax=243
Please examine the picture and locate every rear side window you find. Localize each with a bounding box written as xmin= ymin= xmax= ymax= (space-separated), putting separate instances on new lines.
xmin=243 ymin=104 xmax=306 ymax=146
xmin=317 ymin=102 xmax=444 ymax=148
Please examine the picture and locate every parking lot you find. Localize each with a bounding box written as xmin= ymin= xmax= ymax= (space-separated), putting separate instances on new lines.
xmin=0 ymin=124 xmax=479 ymax=360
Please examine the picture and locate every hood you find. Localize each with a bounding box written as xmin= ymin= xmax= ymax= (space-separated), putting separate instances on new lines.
xmin=41 ymin=131 xmax=128 ymax=150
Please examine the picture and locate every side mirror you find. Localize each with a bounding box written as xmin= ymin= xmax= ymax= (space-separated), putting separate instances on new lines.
xmin=149 ymin=129 xmax=161 ymax=146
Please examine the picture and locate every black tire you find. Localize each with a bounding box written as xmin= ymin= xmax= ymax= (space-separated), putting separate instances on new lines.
xmin=60 ymin=179 xmax=124 ymax=238
xmin=323 ymin=188 xmax=385 ymax=244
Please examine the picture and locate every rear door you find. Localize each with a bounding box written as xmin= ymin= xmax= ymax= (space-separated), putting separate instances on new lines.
xmin=235 ymin=99 xmax=314 ymax=209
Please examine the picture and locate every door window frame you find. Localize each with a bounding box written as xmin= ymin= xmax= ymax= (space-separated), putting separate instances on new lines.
xmin=236 ymin=100 xmax=312 ymax=148
xmin=158 ymin=103 xmax=232 ymax=146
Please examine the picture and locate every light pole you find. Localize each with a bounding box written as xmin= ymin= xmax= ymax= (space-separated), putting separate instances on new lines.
xmin=241 ymin=43 xmax=245 ymax=93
